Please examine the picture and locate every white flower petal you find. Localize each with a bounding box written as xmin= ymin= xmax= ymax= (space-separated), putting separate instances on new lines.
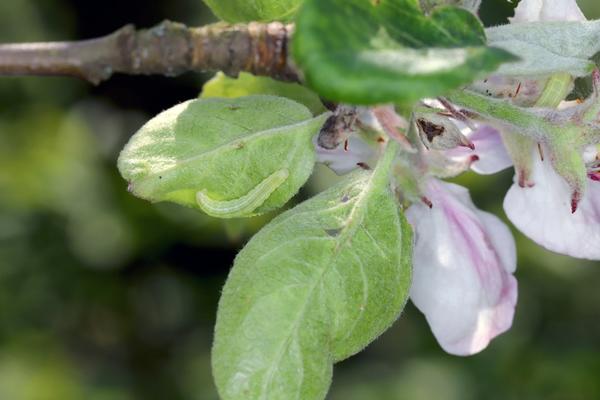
xmin=446 ymin=126 xmax=513 ymax=175
xmin=476 ymin=211 xmax=517 ymax=274
xmin=504 ymin=155 xmax=600 ymax=259
xmin=583 ymin=145 xmax=599 ymax=164
xmin=407 ymin=180 xmax=518 ymax=356
xmin=511 ymin=0 xmax=586 ymax=23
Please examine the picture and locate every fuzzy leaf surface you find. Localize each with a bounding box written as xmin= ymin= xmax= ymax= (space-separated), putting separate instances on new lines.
xmin=486 ymin=21 xmax=600 ymax=77
xmin=202 ymin=72 xmax=326 ymax=115
xmin=118 ymin=96 xmax=328 ymax=217
xmin=212 ymin=143 xmax=413 ymax=400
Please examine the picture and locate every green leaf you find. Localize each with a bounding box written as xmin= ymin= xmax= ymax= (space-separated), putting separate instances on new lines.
xmin=292 ymin=0 xmax=515 ymax=105
xmin=202 ymin=0 xmax=303 ymax=22
xmin=118 ymin=96 xmax=329 ymax=218
xmin=202 ymin=72 xmax=326 ymax=116
xmin=419 ymin=0 xmax=481 ymax=13
xmin=212 ymin=141 xmax=413 ymax=400
xmin=486 ymin=21 xmax=600 ymax=77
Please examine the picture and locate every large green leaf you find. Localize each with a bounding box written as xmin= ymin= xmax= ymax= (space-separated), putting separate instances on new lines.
xmin=212 ymin=142 xmax=413 ymax=400
xmin=202 ymin=72 xmax=326 ymax=115
xmin=292 ymin=0 xmax=515 ymax=105
xmin=202 ymin=0 xmax=303 ymax=22
xmin=486 ymin=21 xmax=600 ymax=77
xmin=118 ymin=96 xmax=329 ymax=218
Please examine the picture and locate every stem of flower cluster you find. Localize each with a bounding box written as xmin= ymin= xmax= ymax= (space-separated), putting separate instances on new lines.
xmin=445 ymin=89 xmax=576 ymax=143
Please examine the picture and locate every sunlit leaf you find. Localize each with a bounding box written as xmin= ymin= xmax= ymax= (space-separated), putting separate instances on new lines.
xmin=212 ymin=142 xmax=413 ymax=399
xmin=202 ymin=72 xmax=326 ymax=116
xmin=118 ymin=96 xmax=329 ymax=217
xmin=202 ymin=0 xmax=303 ymax=22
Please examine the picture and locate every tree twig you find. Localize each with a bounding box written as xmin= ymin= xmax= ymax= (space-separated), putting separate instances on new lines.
xmin=0 ymin=21 xmax=298 ymax=84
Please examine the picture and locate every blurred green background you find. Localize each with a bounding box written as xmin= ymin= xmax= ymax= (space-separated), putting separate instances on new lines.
xmin=1 ymin=1 xmax=600 ymax=399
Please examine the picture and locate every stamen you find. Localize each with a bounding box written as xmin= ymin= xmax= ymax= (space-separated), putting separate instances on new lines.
xmin=571 ymin=191 xmax=581 ymax=214
xmin=462 ymin=140 xmax=475 ymax=150
xmin=421 ymin=196 xmax=433 ymax=209
xmin=514 ymin=82 xmax=522 ymax=97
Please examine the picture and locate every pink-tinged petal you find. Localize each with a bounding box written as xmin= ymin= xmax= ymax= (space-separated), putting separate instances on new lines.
xmin=407 ymin=180 xmax=518 ymax=356
xmin=510 ymin=0 xmax=586 ymax=23
xmin=475 ymin=211 xmax=517 ymax=275
xmin=446 ymin=126 xmax=513 ymax=175
xmin=504 ymin=155 xmax=600 ymax=259
xmin=314 ymin=135 xmax=374 ymax=175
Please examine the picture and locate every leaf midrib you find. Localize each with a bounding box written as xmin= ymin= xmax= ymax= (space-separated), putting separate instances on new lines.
xmin=133 ymin=114 xmax=326 ymax=185
xmin=258 ymin=170 xmax=387 ymax=397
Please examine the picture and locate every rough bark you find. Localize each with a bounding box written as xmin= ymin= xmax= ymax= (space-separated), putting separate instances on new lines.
xmin=0 ymin=21 xmax=298 ymax=84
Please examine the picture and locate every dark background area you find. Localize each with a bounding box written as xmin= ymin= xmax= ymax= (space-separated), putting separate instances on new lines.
xmin=1 ymin=1 xmax=600 ymax=399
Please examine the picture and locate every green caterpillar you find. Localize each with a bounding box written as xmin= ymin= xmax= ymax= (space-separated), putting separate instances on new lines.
xmin=535 ymin=72 xmax=573 ymax=108
xmin=196 ymin=169 xmax=289 ymax=218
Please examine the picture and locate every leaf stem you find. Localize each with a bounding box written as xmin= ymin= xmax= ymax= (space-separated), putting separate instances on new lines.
xmin=446 ymin=89 xmax=568 ymax=143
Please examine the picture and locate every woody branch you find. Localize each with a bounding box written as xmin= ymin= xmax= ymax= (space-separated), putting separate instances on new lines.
xmin=0 ymin=20 xmax=298 ymax=84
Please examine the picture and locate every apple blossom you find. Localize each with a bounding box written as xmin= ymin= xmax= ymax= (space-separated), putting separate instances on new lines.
xmin=445 ymin=125 xmax=513 ymax=175
xmin=407 ymin=179 xmax=517 ymax=355
xmin=510 ymin=0 xmax=586 ymax=23
xmin=504 ymin=148 xmax=600 ymax=259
